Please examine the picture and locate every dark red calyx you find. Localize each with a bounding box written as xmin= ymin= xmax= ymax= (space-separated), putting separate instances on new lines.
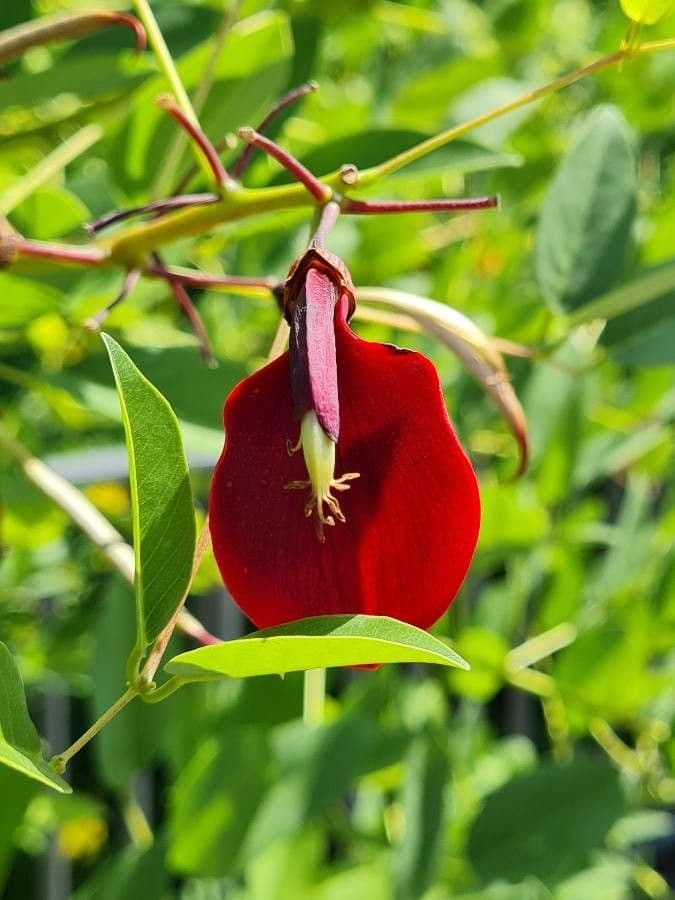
xmin=283 ymin=245 xmax=355 ymax=442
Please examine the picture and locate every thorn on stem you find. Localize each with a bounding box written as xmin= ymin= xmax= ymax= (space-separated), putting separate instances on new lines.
xmin=151 ymin=252 xmax=216 ymax=367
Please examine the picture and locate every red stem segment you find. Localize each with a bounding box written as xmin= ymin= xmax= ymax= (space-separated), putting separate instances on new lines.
xmin=143 ymin=265 xmax=278 ymax=292
xmin=341 ymin=196 xmax=499 ymax=215
xmin=14 ymin=238 xmax=106 ymax=266
xmin=152 ymin=253 xmax=215 ymax=366
xmin=85 ymin=269 xmax=141 ymax=328
xmin=156 ymin=95 xmax=230 ymax=189
xmin=237 ymin=127 xmax=331 ymax=203
xmin=231 ymin=81 xmax=318 ymax=180
xmin=85 ymin=193 xmax=220 ymax=235
xmin=102 ymin=12 xmax=147 ymax=52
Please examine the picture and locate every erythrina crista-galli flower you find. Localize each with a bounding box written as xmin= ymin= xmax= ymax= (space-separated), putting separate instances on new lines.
xmin=209 ymin=228 xmax=480 ymax=631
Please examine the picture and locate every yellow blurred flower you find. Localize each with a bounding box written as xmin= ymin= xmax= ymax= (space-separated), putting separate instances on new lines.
xmin=57 ymin=817 xmax=108 ymax=861
xmin=84 ymin=482 xmax=130 ymax=517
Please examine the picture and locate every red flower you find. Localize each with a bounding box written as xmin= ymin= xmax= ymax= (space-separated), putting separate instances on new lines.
xmin=209 ymin=245 xmax=480 ymax=631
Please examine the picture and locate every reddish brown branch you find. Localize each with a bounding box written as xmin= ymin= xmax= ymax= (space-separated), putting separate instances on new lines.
xmin=85 ymin=193 xmax=220 ymax=235
xmin=14 ymin=238 xmax=106 ymax=267
xmin=231 ymin=81 xmax=318 ymax=180
xmin=237 ymin=127 xmax=330 ymax=202
xmin=0 ymin=11 xmax=145 ymax=65
xmin=157 ymin=95 xmax=230 ymax=188
xmin=341 ymin=196 xmax=499 ymax=215
xmin=152 ymin=252 xmax=215 ymax=366
xmin=85 ymin=268 xmax=141 ymax=329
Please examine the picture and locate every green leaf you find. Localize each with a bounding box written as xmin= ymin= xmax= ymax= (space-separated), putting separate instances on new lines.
xmin=101 ymin=334 xmax=196 ymax=651
xmin=535 ymin=106 xmax=637 ymax=312
xmin=0 ymin=275 xmax=63 ymax=328
xmin=394 ymin=731 xmax=448 ymax=900
xmin=12 ymin=186 xmax=89 ymax=240
xmin=168 ymin=729 xmax=272 ymax=876
xmin=620 ymin=0 xmax=674 ymax=24
xmin=165 ymin=615 xmax=469 ymax=680
xmin=243 ymin=716 xmax=410 ymax=863
xmin=0 ymin=768 xmax=36 ymax=890
xmin=468 ymin=755 xmax=625 ymax=886
xmin=0 ymin=55 xmax=148 ymax=121
xmin=72 ymin=839 xmax=169 ymax=900
xmin=0 ymin=642 xmax=70 ymax=793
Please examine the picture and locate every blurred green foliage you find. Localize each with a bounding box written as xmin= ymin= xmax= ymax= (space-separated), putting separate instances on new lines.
xmin=1 ymin=0 xmax=675 ymax=898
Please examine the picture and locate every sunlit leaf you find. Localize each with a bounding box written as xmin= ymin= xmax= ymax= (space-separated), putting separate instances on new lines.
xmin=620 ymin=0 xmax=674 ymax=24
xmin=102 ymin=334 xmax=196 ymax=651
xmin=166 ymin=615 xmax=469 ymax=679
xmin=0 ymin=642 xmax=70 ymax=793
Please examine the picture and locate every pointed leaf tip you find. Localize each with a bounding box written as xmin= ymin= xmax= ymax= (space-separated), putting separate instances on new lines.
xmin=165 ymin=615 xmax=470 ymax=680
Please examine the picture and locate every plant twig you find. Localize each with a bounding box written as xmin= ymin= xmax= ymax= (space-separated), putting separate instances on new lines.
xmin=231 ymin=81 xmax=318 ymax=180
xmin=303 ymin=668 xmax=326 ymax=726
xmin=131 ymin=0 xmax=210 ymax=191
xmin=157 ymin=95 xmax=231 ymax=189
xmin=0 ymin=423 xmax=218 ymax=645
xmin=86 ymin=193 xmax=220 ymax=235
xmin=237 ymin=127 xmax=331 ymax=202
xmin=156 ymin=0 xmax=243 ymax=197
xmin=355 ymin=39 xmax=675 ymax=186
xmin=342 ymin=196 xmax=499 ymax=215
xmin=0 ymin=11 xmax=145 ymax=64
xmin=51 ymin=688 xmax=137 ymax=772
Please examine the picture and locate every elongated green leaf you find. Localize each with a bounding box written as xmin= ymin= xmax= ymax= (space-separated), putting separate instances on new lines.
xmin=166 ymin=615 xmax=469 ymax=680
xmin=394 ymin=731 xmax=448 ymax=900
xmin=101 ymin=334 xmax=196 ymax=650
xmin=535 ymin=106 xmax=636 ymax=312
xmin=0 ymin=643 xmax=70 ymax=793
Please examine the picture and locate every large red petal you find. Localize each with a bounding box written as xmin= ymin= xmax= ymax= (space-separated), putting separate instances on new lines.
xmin=209 ymin=304 xmax=480 ymax=630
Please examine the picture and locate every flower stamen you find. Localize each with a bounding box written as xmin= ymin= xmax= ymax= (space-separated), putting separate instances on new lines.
xmin=284 ymin=412 xmax=359 ymax=542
